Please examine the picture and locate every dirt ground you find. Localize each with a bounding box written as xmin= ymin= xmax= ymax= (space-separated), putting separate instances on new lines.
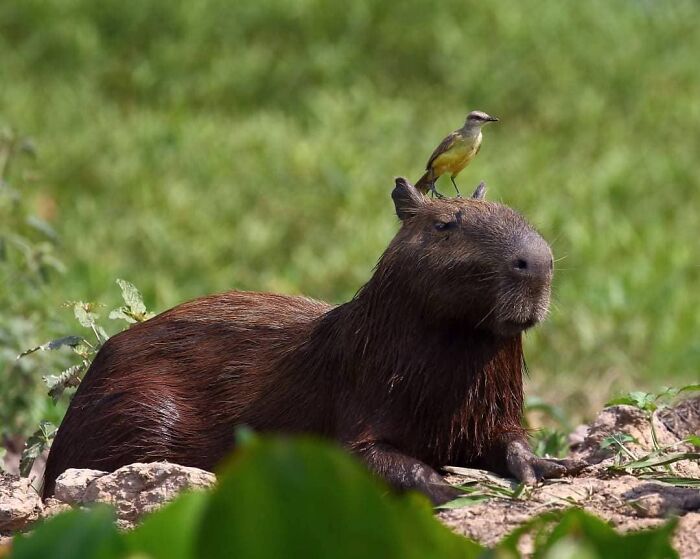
xmin=439 ymin=397 xmax=700 ymax=557
xmin=1 ymin=397 xmax=699 ymax=556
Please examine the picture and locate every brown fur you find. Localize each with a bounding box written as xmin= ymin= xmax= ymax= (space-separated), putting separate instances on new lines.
xmin=43 ymin=179 xmax=559 ymax=503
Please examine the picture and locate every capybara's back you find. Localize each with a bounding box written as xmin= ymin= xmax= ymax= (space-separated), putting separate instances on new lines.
xmin=42 ymin=291 xmax=330 ymax=497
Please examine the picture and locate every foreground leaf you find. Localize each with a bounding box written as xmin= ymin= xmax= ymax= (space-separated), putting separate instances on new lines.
xmin=125 ymin=491 xmax=209 ymax=559
xmin=12 ymin=507 xmax=124 ymax=559
xmin=492 ymin=508 xmax=678 ymax=559
xmin=535 ymin=508 xmax=678 ymax=559
xmin=196 ymin=437 xmax=484 ymax=559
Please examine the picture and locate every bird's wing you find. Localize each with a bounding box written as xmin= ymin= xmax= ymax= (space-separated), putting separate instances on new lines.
xmin=426 ymin=131 xmax=460 ymax=170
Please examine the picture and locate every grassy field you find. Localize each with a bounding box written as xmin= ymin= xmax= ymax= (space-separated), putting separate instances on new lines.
xmin=1 ymin=0 xmax=699 ymax=433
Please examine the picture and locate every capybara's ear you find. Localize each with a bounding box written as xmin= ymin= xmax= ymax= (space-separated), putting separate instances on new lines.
xmin=392 ymin=177 xmax=424 ymax=220
xmin=471 ymin=182 xmax=487 ymax=200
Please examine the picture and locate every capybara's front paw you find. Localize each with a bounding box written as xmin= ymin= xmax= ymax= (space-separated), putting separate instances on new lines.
xmin=426 ymin=480 xmax=463 ymax=506
xmin=506 ymin=439 xmax=586 ymax=484
xmin=420 ymin=469 xmax=463 ymax=505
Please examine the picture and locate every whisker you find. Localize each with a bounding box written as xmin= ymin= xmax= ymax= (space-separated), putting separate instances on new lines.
xmin=549 ymin=299 xmax=562 ymax=314
xmin=474 ymin=302 xmax=498 ymax=329
xmin=549 ymin=233 xmax=564 ymax=248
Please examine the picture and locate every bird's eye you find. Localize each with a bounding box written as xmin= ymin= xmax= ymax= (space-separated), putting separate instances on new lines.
xmin=435 ymin=221 xmax=457 ymax=232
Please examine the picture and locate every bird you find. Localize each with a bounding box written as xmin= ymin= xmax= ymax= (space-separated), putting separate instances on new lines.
xmin=415 ymin=110 xmax=498 ymax=198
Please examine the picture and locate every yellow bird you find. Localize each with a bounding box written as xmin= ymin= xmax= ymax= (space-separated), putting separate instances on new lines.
xmin=416 ymin=110 xmax=498 ymax=197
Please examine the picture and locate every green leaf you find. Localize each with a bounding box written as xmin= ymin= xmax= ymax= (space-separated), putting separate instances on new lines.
xmin=71 ymin=340 xmax=94 ymax=358
xmin=234 ymin=425 xmax=260 ymax=447
xmin=116 ymin=278 xmax=147 ymax=314
xmin=73 ymin=301 xmax=99 ymax=329
xmin=600 ymin=433 xmax=636 ymax=450
xmin=685 ymin=435 xmax=700 ymax=447
xmin=530 ymin=428 xmax=569 ymax=458
xmin=435 ymin=495 xmax=490 ymax=509
xmin=43 ymin=362 xmax=85 ymax=402
xmin=12 ymin=506 xmax=125 ymax=559
xmin=95 ymin=324 xmax=109 ymax=342
xmin=196 ymin=436 xmax=484 ymax=559
xmin=533 ymin=508 xmax=678 ymax=559
xmin=125 ymin=491 xmax=209 ymax=559
xmin=108 ymin=308 xmax=137 ymax=324
xmin=19 ymin=421 xmax=56 ymax=477
xmin=638 ymin=476 xmax=700 ymax=487
xmin=605 ymin=391 xmax=657 ymax=412
xmin=111 ymin=278 xmax=154 ymax=323
xmin=17 ymin=335 xmax=84 ymax=358
xmin=493 ymin=509 xmax=678 ymax=558
xmin=615 ymin=452 xmax=700 ymax=471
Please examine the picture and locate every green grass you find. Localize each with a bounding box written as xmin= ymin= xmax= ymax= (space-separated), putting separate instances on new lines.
xmin=1 ymin=0 xmax=698 ymax=427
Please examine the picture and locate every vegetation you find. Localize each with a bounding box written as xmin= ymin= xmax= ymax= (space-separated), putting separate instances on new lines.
xmin=14 ymin=280 xmax=154 ymax=474
xmin=602 ymin=385 xmax=700 ymax=486
xmin=0 ymin=128 xmax=65 ymax=443
xmin=9 ymin=435 xmax=680 ymax=559
xmin=0 ymin=2 xmax=698 ymax=554
xmin=1 ymin=1 xmax=698 ymax=436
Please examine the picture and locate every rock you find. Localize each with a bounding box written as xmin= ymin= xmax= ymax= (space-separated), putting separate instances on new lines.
xmin=622 ymin=482 xmax=700 ymax=517
xmin=54 ymin=468 xmax=106 ymax=505
xmin=440 ymin=396 xmax=700 ymax=558
xmin=675 ymin=513 xmax=700 ymax=559
xmin=570 ymin=396 xmax=700 ymax=478
xmin=572 ymin=405 xmax=677 ymax=464
xmin=1 ymin=462 xmax=215 ymax=534
xmin=568 ymin=424 xmax=589 ymax=450
xmin=658 ymin=397 xmax=700 ymax=443
xmin=0 ymin=474 xmax=42 ymax=532
xmin=439 ymin=475 xmax=700 ymax=558
xmin=79 ymin=462 xmax=216 ymax=526
xmin=38 ymin=498 xmax=71 ymax=520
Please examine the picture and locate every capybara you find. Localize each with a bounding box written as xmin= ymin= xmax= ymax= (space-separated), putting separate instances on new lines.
xmin=43 ymin=178 xmax=581 ymax=503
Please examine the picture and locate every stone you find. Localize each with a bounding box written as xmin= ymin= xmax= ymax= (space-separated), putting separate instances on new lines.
xmin=54 ymin=468 xmax=107 ymax=505
xmin=0 ymin=474 xmax=42 ymax=532
xmin=80 ymin=462 xmax=216 ymax=525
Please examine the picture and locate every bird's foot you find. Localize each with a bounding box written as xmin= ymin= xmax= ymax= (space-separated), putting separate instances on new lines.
xmin=450 ymin=177 xmax=461 ymax=198
xmin=429 ymin=186 xmax=446 ymax=200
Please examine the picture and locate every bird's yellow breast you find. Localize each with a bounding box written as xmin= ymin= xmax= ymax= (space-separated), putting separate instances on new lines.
xmin=431 ymin=132 xmax=482 ymax=177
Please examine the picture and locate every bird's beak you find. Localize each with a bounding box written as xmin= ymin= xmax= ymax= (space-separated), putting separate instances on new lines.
xmin=486 ymin=115 xmax=499 ymax=122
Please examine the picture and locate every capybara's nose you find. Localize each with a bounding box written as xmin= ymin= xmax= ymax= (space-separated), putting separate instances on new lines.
xmin=509 ymin=237 xmax=553 ymax=283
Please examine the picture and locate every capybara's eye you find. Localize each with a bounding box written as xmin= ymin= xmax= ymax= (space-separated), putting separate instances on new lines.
xmin=434 ymin=221 xmax=457 ymax=232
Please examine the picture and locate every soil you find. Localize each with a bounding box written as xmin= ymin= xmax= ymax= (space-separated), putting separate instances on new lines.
xmin=1 ymin=397 xmax=698 ymax=557
xmin=439 ymin=397 xmax=700 ymax=558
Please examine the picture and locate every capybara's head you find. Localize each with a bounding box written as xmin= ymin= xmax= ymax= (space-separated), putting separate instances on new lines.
xmin=386 ymin=178 xmax=552 ymax=337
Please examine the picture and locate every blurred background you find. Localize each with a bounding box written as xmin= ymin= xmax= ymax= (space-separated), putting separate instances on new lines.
xmin=1 ymin=0 xmax=698 ymax=443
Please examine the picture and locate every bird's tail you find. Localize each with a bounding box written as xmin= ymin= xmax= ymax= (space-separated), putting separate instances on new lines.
xmin=415 ymin=170 xmax=435 ymax=195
